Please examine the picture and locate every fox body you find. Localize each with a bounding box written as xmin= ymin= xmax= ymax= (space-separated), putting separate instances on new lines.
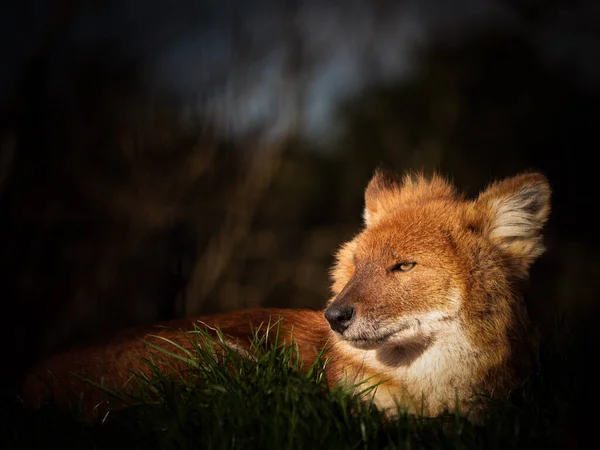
xmin=22 ymin=170 xmax=551 ymax=419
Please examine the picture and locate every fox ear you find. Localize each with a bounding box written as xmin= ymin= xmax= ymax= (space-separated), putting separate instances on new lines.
xmin=363 ymin=169 xmax=400 ymax=226
xmin=364 ymin=170 xmax=457 ymax=226
xmin=476 ymin=172 xmax=551 ymax=269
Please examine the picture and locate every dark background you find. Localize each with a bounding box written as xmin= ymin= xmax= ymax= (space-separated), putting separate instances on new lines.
xmin=1 ymin=0 xmax=599 ymax=419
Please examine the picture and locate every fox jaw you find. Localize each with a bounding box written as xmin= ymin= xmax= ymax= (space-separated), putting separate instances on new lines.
xmin=324 ymin=170 xmax=551 ymax=416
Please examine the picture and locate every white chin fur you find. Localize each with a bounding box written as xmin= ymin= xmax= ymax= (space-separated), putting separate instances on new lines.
xmin=342 ymin=310 xmax=457 ymax=350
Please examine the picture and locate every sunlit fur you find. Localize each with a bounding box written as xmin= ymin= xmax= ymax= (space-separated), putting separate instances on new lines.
xmin=21 ymin=170 xmax=551 ymax=421
xmin=327 ymin=170 xmax=550 ymax=417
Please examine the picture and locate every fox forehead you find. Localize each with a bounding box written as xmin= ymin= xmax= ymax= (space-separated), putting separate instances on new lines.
xmin=353 ymin=200 xmax=469 ymax=263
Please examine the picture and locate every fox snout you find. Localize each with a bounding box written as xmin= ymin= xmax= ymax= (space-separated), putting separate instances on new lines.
xmin=325 ymin=278 xmax=360 ymax=334
xmin=324 ymin=304 xmax=355 ymax=334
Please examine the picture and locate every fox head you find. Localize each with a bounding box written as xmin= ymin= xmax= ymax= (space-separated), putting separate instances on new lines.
xmin=324 ymin=170 xmax=551 ymax=350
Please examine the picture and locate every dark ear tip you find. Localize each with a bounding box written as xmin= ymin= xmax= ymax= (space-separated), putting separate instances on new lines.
xmin=479 ymin=171 xmax=552 ymax=203
xmin=517 ymin=171 xmax=551 ymax=193
xmin=520 ymin=173 xmax=552 ymax=211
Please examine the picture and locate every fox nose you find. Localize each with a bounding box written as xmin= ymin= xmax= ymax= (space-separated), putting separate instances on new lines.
xmin=324 ymin=305 xmax=355 ymax=334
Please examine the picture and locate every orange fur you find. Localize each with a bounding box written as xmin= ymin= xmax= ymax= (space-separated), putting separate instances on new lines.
xmin=21 ymin=170 xmax=551 ymax=420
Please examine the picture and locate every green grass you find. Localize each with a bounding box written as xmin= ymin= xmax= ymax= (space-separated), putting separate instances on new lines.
xmin=4 ymin=319 xmax=579 ymax=450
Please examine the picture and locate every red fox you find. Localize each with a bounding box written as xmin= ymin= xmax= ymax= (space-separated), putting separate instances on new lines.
xmin=21 ymin=170 xmax=551 ymax=420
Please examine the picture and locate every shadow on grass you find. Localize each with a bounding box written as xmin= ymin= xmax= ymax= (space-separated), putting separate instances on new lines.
xmin=3 ymin=317 xmax=584 ymax=450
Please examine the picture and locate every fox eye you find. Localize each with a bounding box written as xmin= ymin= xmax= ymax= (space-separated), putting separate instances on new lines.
xmin=388 ymin=261 xmax=416 ymax=273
